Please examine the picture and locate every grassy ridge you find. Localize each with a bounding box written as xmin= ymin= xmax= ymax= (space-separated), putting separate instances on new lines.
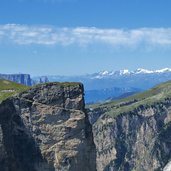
xmin=0 ymin=79 xmax=29 ymax=102
xmin=0 ymin=80 xmax=81 ymax=102
xmin=89 ymin=80 xmax=171 ymax=117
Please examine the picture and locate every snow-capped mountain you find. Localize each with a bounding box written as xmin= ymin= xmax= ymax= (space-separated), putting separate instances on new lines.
xmin=133 ymin=68 xmax=154 ymax=74
xmin=32 ymin=68 xmax=171 ymax=103
xmin=92 ymin=68 xmax=171 ymax=79
xmin=93 ymin=69 xmax=130 ymax=79
xmin=133 ymin=68 xmax=171 ymax=74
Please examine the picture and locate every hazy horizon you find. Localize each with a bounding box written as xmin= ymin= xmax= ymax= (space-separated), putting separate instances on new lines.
xmin=1 ymin=67 xmax=171 ymax=77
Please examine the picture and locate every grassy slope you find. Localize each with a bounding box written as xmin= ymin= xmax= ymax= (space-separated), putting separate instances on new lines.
xmin=0 ymin=79 xmax=29 ymax=102
xmin=89 ymin=80 xmax=171 ymax=117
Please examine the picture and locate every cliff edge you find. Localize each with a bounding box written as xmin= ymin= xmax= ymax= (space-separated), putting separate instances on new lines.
xmin=0 ymin=82 xmax=96 ymax=171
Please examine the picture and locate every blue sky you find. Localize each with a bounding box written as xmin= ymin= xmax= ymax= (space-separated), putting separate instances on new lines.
xmin=0 ymin=0 xmax=171 ymax=76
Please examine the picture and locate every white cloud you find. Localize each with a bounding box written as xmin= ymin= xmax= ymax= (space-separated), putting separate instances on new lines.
xmin=0 ymin=24 xmax=171 ymax=48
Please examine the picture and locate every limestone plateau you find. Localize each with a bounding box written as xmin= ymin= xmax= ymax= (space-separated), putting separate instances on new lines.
xmin=1 ymin=81 xmax=171 ymax=171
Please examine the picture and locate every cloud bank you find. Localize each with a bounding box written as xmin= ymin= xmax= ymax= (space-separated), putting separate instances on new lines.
xmin=0 ymin=24 xmax=171 ymax=48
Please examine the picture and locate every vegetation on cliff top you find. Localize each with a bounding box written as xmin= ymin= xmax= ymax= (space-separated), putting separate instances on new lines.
xmin=0 ymin=79 xmax=29 ymax=102
xmin=34 ymin=82 xmax=82 ymax=88
xmin=54 ymin=82 xmax=82 ymax=87
xmin=89 ymin=80 xmax=171 ymax=117
xmin=0 ymin=80 xmax=82 ymax=102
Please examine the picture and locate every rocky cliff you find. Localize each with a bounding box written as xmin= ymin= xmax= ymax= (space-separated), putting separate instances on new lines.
xmin=0 ymin=82 xmax=96 ymax=171
xmin=93 ymin=101 xmax=171 ymax=171
xmin=2 ymin=79 xmax=171 ymax=171
xmin=0 ymin=74 xmax=32 ymax=86
xmin=90 ymin=81 xmax=171 ymax=171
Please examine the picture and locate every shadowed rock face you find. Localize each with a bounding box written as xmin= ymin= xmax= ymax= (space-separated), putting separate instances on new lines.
xmin=0 ymin=83 xmax=96 ymax=171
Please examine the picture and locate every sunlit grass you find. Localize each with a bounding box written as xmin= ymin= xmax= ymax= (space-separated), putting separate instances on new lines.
xmin=0 ymin=79 xmax=30 ymax=102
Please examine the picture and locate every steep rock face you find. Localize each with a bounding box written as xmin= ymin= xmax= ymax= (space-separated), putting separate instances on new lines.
xmin=92 ymin=100 xmax=171 ymax=171
xmin=0 ymin=74 xmax=32 ymax=86
xmin=0 ymin=82 xmax=96 ymax=171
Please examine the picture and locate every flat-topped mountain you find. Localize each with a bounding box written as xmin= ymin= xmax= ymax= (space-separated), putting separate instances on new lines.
xmin=0 ymin=74 xmax=32 ymax=86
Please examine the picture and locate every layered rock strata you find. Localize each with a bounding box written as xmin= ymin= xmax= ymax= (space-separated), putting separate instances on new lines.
xmin=0 ymin=82 xmax=96 ymax=171
xmin=92 ymin=100 xmax=171 ymax=171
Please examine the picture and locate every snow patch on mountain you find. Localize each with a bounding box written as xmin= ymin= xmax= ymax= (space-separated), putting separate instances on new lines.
xmin=134 ymin=68 xmax=154 ymax=74
xmin=155 ymin=68 xmax=171 ymax=73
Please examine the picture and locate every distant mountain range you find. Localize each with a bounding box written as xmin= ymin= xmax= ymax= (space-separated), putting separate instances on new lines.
xmin=32 ymin=68 xmax=171 ymax=103
xmin=91 ymin=68 xmax=171 ymax=79
xmin=32 ymin=68 xmax=171 ymax=89
xmin=1 ymin=68 xmax=171 ymax=103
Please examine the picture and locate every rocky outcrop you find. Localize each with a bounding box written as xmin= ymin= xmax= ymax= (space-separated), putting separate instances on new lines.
xmin=0 ymin=74 xmax=32 ymax=86
xmin=3 ymin=79 xmax=171 ymax=171
xmin=92 ymin=100 xmax=171 ymax=171
xmin=0 ymin=82 xmax=96 ymax=171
